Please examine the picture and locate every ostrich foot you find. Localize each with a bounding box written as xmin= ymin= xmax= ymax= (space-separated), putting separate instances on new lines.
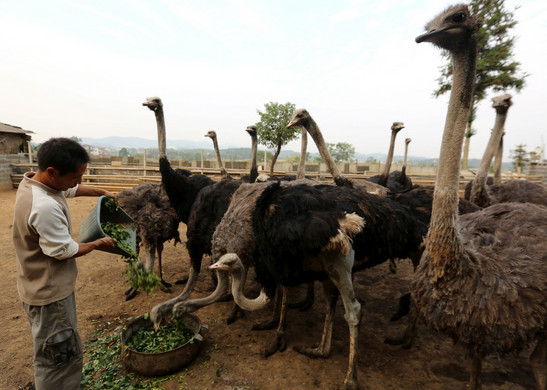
xmin=124 ymin=287 xmax=138 ymax=301
xmin=161 ymin=279 xmax=172 ymax=288
xmin=293 ymin=343 xmax=329 ymax=359
xmin=226 ymin=304 xmax=245 ymax=325
xmin=390 ymin=293 xmax=410 ymax=321
xmin=160 ymin=283 xmax=172 ymax=294
xmin=175 ymin=275 xmax=189 ymax=285
xmin=263 ymin=331 xmax=286 ymax=357
xmin=340 ymin=379 xmax=358 ymax=390
xmin=384 ymin=311 xmax=417 ymax=350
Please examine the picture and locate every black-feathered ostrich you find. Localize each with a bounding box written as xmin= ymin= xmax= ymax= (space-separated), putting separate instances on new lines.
xmin=287 ymin=109 xmax=389 ymax=196
xmin=468 ymin=93 xmax=547 ymax=207
xmin=211 ymin=182 xmax=365 ymax=390
xmin=387 ymin=137 xmax=413 ymax=192
xmin=204 ymin=130 xmax=231 ymax=180
xmin=116 ymin=182 xmax=180 ymax=299
xmin=367 ymin=122 xmax=413 ymax=192
xmin=244 ymin=125 xmax=259 ymax=183
xmin=411 ymin=5 xmax=547 ymax=390
xmin=149 ymin=121 xmax=266 ymax=326
xmin=141 ymin=97 xmax=215 ymax=286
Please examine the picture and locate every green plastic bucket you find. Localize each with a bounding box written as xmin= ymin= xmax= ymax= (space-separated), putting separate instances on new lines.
xmin=78 ymin=195 xmax=137 ymax=257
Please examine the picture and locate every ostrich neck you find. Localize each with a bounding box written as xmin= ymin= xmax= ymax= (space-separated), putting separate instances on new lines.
xmin=304 ymin=117 xmax=344 ymax=180
xmin=296 ymin=128 xmax=307 ymax=179
xmin=229 ymin=266 xmax=270 ymax=311
xmin=211 ymin=138 xmax=226 ymax=175
xmin=250 ymin=135 xmax=257 ymax=171
xmin=381 ymin=130 xmax=398 ymax=180
xmin=427 ymin=44 xmax=477 ymax=268
xmin=403 ymin=142 xmax=409 ymax=168
xmin=493 ymin=135 xmax=504 ymax=185
xmin=155 ymin=108 xmax=167 ymax=159
xmin=471 ymin=108 xmax=508 ymax=204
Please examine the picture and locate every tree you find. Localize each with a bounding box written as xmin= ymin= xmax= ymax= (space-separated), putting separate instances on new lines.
xmin=70 ymin=136 xmax=82 ymax=143
xmin=118 ymin=147 xmax=129 ymax=157
xmin=256 ymin=102 xmax=300 ymax=174
xmin=326 ymin=142 xmax=355 ymax=162
xmin=433 ymin=0 xmax=527 ymax=169
xmin=509 ymin=143 xmax=528 ymax=171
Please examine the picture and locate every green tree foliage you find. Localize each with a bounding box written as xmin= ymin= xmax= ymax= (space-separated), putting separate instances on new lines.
xmin=70 ymin=136 xmax=83 ymax=143
xmin=256 ymin=102 xmax=300 ymax=174
xmin=433 ymin=0 xmax=527 ymax=169
xmin=326 ymin=142 xmax=356 ymax=162
xmin=509 ymin=143 xmax=528 ymax=171
xmin=118 ymin=147 xmax=129 ymax=157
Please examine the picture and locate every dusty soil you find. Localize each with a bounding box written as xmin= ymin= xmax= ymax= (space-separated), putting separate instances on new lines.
xmin=0 ymin=188 xmax=537 ymax=390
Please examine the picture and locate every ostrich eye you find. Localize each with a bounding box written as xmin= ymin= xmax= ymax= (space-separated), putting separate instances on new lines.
xmin=452 ymin=12 xmax=466 ymax=23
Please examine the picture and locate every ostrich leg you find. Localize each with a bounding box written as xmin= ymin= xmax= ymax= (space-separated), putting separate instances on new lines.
xmin=294 ymin=249 xmax=361 ymax=390
xmin=263 ymin=286 xmax=288 ymax=357
xmin=156 ymin=242 xmax=172 ymax=292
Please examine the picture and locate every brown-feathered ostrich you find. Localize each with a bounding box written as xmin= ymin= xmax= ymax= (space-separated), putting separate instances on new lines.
xmin=210 ymin=183 xmax=366 ymax=390
xmin=411 ymin=5 xmax=547 ymax=390
xmin=116 ymin=183 xmax=180 ymax=299
xmin=367 ymin=122 xmax=413 ymax=192
xmin=204 ymin=130 xmax=230 ymax=179
xmin=287 ymin=109 xmax=389 ymax=196
xmin=468 ymin=93 xmax=547 ymax=207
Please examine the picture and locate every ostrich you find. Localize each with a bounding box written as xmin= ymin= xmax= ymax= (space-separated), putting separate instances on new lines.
xmin=386 ymin=137 xmax=414 ymax=192
xmin=287 ymin=109 xmax=389 ymax=196
xmin=468 ymin=93 xmax=547 ymax=207
xmin=116 ymin=182 xmax=180 ymax=299
xmin=244 ymin=125 xmax=259 ymax=183
xmin=467 ymin=94 xmax=511 ymax=205
xmin=411 ymin=5 xmax=547 ymax=390
xmin=493 ymin=131 xmax=504 ymax=185
xmin=211 ymin=182 xmax=366 ymax=390
xmin=205 ymin=130 xmax=230 ymax=179
xmin=367 ymin=122 xmax=412 ymax=191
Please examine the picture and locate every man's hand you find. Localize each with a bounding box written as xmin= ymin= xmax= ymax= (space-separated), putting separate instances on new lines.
xmin=103 ymin=190 xmax=117 ymax=199
xmin=97 ymin=237 xmax=116 ymax=249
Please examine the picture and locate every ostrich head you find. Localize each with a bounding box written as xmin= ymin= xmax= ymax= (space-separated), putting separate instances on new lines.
xmin=142 ymin=96 xmax=163 ymax=111
xmin=416 ymin=4 xmax=478 ymax=52
xmin=245 ymin=125 xmax=257 ymax=137
xmin=405 ymin=138 xmax=412 ymax=145
xmin=205 ymin=130 xmax=217 ymax=139
xmin=391 ymin=122 xmax=405 ymax=133
xmin=287 ymin=108 xmax=310 ymax=129
xmin=492 ymin=93 xmax=512 ymax=113
xmin=209 ymin=253 xmax=243 ymax=273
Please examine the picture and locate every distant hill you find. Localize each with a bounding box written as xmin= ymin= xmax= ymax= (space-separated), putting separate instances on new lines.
xmin=76 ymin=136 xmax=512 ymax=169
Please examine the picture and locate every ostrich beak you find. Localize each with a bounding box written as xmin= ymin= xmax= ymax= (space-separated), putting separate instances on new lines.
xmin=287 ymin=119 xmax=299 ymax=128
xmin=209 ymin=261 xmax=229 ymax=271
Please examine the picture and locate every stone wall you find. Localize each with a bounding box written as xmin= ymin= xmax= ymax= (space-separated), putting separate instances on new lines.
xmin=0 ymin=154 xmax=29 ymax=190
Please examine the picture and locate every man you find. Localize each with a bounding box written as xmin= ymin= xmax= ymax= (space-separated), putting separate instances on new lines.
xmin=12 ymin=137 xmax=117 ymax=390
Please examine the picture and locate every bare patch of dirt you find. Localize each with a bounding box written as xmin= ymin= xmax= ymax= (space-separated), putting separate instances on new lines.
xmin=0 ymin=188 xmax=536 ymax=389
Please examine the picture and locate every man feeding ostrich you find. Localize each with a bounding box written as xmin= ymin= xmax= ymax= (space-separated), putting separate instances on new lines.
xmin=12 ymin=138 xmax=117 ymax=390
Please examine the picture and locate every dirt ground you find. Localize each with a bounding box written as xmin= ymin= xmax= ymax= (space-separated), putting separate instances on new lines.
xmin=0 ymin=188 xmax=537 ymax=390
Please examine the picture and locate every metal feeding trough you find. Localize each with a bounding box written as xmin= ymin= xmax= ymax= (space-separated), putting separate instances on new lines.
xmin=121 ymin=313 xmax=204 ymax=377
xmin=78 ymin=195 xmax=136 ymax=257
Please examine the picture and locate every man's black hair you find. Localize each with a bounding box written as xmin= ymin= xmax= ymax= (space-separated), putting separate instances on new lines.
xmin=37 ymin=138 xmax=91 ymax=175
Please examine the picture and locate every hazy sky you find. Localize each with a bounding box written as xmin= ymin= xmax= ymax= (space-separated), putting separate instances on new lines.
xmin=1 ymin=1 xmax=545 ymax=161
